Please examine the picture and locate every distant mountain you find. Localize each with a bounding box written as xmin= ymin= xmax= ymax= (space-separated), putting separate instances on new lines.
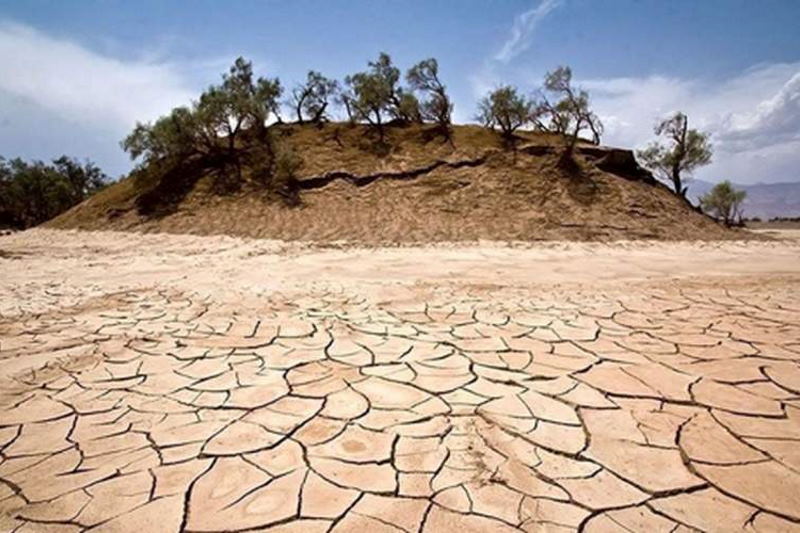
xmin=688 ymin=180 xmax=800 ymax=219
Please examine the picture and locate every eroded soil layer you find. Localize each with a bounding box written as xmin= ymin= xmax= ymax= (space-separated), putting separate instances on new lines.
xmin=1 ymin=230 xmax=799 ymax=532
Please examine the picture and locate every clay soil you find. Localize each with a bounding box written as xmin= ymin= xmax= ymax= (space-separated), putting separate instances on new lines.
xmin=1 ymin=228 xmax=799 ymax=531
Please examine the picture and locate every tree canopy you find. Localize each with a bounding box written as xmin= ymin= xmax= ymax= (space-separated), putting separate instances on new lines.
xmin=291 ymin=71 xmax=339 ymax=124
xmin=407 ymin=58 xmax=453 ymax=137
xmin=637 ymin=112 xmax=712 ymax=198
xmin=0 ymin=156 xmax=107 ymax=229
xmin=700 ymin=180 xmax=746 ymax=225
xmin=122 ymin=57 xmax=282 ymax=169
xmin=476 ymin=86 xmax=534 ymax=140
xmin=539 ymin=66 xmax=603 ymax=154
xmin=476 ymin=66 xmax=602 ymax=158
xmin=343 ymin=53 xmax=423 ymax=140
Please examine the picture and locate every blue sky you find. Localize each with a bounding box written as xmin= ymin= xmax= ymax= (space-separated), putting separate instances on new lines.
xmin=1 ymin=0 xmax=799 ymax=184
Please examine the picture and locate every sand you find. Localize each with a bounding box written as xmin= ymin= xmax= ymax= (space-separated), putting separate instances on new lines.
xmin=1 ymin=228 xmax=799 ymax=531
xmin=47 ymin=124 xmax=744 ymax=243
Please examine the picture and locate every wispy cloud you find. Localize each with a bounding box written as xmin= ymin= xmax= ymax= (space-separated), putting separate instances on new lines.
xmin=494 ymin=0 xmax=563 ymax=64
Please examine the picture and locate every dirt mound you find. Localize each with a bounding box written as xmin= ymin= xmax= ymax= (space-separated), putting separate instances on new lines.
xmin=48 ymin=123 xmax=745 ymax=242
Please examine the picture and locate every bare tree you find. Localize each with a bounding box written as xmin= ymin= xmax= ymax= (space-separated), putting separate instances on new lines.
xmin=637 ymin=112 xmax=712 ymax=198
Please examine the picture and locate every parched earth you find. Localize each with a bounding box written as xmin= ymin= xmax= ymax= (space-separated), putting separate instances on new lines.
xmin=1 ymin=230 xmax=799 ymax=532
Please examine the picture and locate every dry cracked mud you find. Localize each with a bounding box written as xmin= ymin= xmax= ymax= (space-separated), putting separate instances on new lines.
xmin=1 ymin=229 xmax=799 ymax=532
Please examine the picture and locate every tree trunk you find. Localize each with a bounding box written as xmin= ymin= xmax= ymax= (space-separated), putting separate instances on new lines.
xmin=673 ymin=115 xmax=688 ymax=197
xmin=671 ymin=165 xmax=684 ymax=198
xmin=311 ymin=102 xmax=328 ymax=124
xmin=376 ymin=113 xmax=384 ymax=143
xmin=343 ymin=98 xmax=354 ymax=123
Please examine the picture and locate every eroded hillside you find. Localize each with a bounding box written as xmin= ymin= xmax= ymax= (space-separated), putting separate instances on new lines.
xmin=48 ymin=124 xmax=741 ymax=242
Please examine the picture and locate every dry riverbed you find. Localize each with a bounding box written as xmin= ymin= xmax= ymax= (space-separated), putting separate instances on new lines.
xmin=1 ymin=229 xmax=799 ymax=532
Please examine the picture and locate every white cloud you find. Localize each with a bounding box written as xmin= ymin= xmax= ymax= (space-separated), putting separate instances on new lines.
xmin=718 ymin=72 xmax=800 ymax=150
xmin=494 ymin=0 xmax=563 ymax=64
xmin=0 ymin=21 xmax=195 ymax=130
xmin=581 ymin=62 xmax=800 ymax=184
xmin=0 ymin=21 xmax=258 ymax=176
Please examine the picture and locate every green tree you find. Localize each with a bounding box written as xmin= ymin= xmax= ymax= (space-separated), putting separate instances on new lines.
xmin=476 ymin=85 xmax=533 ymax=141
xmin=539 ymin=66 xmax=603 ymax=162
xmin=392 ymin=90 xmax=422 ymax=123
xmin=0 ymin=158 xmax=15 ymax=225
xmin=344 ymin=53 xmax=398 ymax=140
xmin=122 ymin=108 xmax=197 ymax=167
xmin=343 ymin=53 xmax=423 ymax=139
xmin=122 ymin=57 xmax=282 ymax=168
xmin=637 ymin=112 xmax=712 ymax=198
xmin=291 ymin=71 xmax=339 ymax=124
xmin=222 ymin=57 xmax=283 ymax=130
xmin=407 ymin=58 xmax=453 ymax=138
xmin=203 ymin=57 xmax=282 ymax=155
xmin=337 ymin=85 xmax=357 ymax=123
xmin=121 ymin=57 xmax=285 ymax=199
xmin=51 ymin=156 xmax=107 ymax=203
xmin=700 ymin=180 xmax=746 ymax=226
xmin=0 ymin=156 xmax=107 ymax=229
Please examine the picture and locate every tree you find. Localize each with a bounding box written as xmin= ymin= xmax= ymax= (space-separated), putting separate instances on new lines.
xmin=122 ymin=56 xmax=283 ymax=186
xmin=406 ymin=58 xmax=453 ymax=137
xmin=367 ymin=53 xmax=421 ymax=123
xmin=476 ymin=86 xmax=533 ymax=141
xmin=121 ymin=57 xmax=287 ymax=201
xmin=210 ymin=57 xmax=282 ymax=148
xmin=637 ymin=112 xmax=712 ymax=198
xmin=539 ymin=66 xmax=603 ymax=161
xmin=337 ymin=85 xmax=356 ymax=123
xmin=122 ymin=107 xmax=201 ymax=165
xmin=344 ymin=53 xmax=421 ymax=139
xmin=291 ymin=71 xmax=339 ymax=124
xmin=271 ymin=142 xmax=304 ymax=205
xmin=700 ymin=180 xmax=746 ymax=226
xmin=0 ymin=156 xmax=107 ymax=229
xmin=51 ymin=156 xmax=107 ymax=203
xmin=392 ymin=89 xmax=422 ymax=123
xmin=344 ymin=56 xmax=395 ymax=140
xmin=123 ymin=57 xmax=282 ymax=167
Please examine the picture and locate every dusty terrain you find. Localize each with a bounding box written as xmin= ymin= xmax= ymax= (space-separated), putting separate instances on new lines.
xmin=1 ymin=229 xmax=799 ymax=532
xmin=47 ymin=124 xmax=744 ymax=242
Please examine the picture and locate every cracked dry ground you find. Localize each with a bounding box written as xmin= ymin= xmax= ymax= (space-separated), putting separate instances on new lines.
xmin=1 ymin=240 xmax=800 ymax=532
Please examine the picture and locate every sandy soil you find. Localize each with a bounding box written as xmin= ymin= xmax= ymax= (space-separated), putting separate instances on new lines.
xmin=48 ymin=124 xmax=744 ymax=243
xmin=1 ymin=229 xmax=799 ymax=532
